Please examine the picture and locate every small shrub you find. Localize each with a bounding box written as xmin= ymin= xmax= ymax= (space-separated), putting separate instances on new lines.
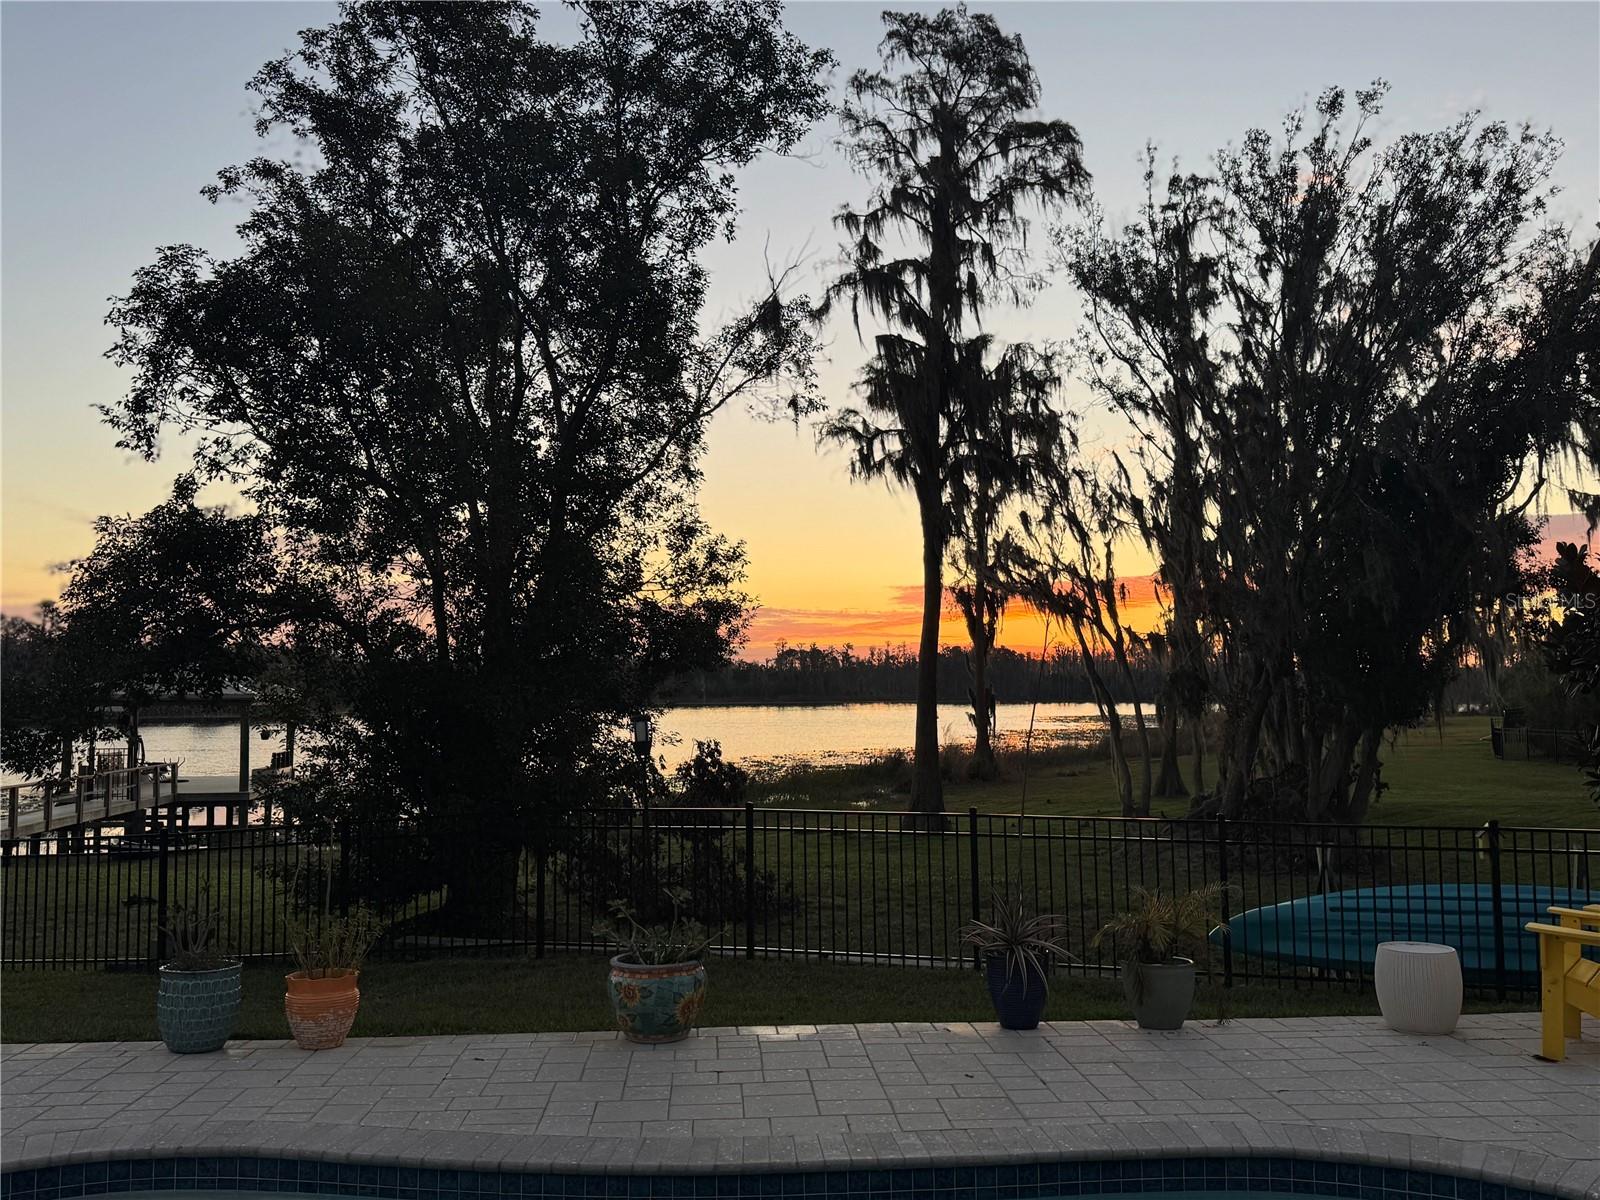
xmin=673 ymin=740 xmax=748 ymax=806
xmin=287 ymin=908 xmax=386 ymax=977
xmin=594 ymin=888 xmax=719 ymax=964
xmin=161 ymin=884 xmax=234 ymax=972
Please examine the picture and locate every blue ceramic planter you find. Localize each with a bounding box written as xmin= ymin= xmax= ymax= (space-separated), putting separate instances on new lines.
xmin=157 ymin=962 xmax=242 ymax=1053
xmin=608 ymin=957 xmax=706 ymax=1043
xmin=984 ymin=953 xmax=1049 ymax=1030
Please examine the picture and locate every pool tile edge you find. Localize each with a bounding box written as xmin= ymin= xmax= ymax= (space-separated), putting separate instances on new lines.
xmin=3 ymin=1121 xmax=1596 ymax=1200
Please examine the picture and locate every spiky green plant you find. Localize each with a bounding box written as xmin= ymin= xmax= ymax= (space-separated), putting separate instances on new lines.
xmin=959 ymin=889 xmax=1074 ymax=991
xmin=287 ymin=906 xmax=385 ymax=978
xmin=595 ymin=887 xmax=719 ymax=965
xmin=1092 ymin=883 xmax=1237 ymax=1010
xmin=1091 ymin=883 xmax=1235 ymax=966
xmin=160 ymin=883 xmax=235 ymax=972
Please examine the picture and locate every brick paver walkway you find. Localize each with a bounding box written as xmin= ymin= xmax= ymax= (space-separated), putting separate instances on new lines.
xmin=3 ymin=1013 xmax=1597 ymax=1191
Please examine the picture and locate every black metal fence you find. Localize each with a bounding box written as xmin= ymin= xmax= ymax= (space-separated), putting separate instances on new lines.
xmin=1489 ymin=720 xmax=1590 ymax=763
xmin=3 ymin=807 xmax=1596 ymax=1000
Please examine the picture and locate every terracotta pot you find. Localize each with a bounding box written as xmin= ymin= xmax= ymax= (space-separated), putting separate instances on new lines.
xmin=608 ymin=957 xmax=706 ymax=1043
xmin=284 ymin=968 xmax=360 ymax=1050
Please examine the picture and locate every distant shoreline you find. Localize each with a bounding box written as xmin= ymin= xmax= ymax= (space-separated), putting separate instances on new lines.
xmin=658 ymin=697 xmax=1117 ymax=709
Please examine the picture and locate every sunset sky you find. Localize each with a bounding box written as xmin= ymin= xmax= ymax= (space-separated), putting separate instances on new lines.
xmin=3 ymin=2 xmax=1596 ymax=657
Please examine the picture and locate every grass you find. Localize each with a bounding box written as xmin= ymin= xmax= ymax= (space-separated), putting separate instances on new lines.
xmin=0 ymin=955 xmax=1533 ymax=1044
xmin=748 ymin=716 xmax=1599 ymax=828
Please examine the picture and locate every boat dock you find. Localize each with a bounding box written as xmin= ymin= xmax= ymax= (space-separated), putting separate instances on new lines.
xmin=1 ymin=763 xmax=256 ymax=842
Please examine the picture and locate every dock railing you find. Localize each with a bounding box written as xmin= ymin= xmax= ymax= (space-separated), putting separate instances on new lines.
xmin=1 ymin=763 xmax=178 ymax=841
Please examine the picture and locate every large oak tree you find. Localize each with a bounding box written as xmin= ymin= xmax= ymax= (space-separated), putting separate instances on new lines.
xmin=1063 ymin=84 xmax=1599 ymax=822
xmin=104 ymin=0 xmax=830 ymax=924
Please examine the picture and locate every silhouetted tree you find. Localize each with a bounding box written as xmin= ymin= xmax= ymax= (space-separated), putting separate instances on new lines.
xmin=1546 ymin=542 xmax=1600 ymax=810
xmin=60 ymin=479 xmax=280 ymax=703
xmin=948 ymin=341 xmax=1072 ymax=779
xmin=103 ymin=1 xmax=830 ymax=927
xmin=0 ymin=605 xmax=115 ymax=784
xmin=822 ymin=6 xmax=1088 ymax=819
xmin=1001 ymin=469 xmax=1156 ymax=817
xmin=1063 ymin=83 xmax=1599 ymax=822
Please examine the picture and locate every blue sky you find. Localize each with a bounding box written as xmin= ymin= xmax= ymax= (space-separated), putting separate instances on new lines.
xmin=3 ymin=1 xmax=1596 ymax=648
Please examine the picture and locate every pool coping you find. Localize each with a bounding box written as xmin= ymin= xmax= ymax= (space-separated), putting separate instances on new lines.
xmin=4 ymin=1119 xmax=1598 ymax=1200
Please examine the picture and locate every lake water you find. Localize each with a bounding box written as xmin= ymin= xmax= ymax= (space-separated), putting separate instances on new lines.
xmin=11 ymin=702 xmax=1109 ymax=784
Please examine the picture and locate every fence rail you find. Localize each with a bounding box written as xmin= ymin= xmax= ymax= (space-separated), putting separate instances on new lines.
xmin=2 ymin=806 xmax=1595 ymax=999
xmin=1488 ymin=720 xmax=1589 ymax=763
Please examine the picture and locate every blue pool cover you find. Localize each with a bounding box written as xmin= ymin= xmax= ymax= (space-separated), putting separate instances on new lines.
xmin=1215 ymin=883 xmax=1598 ymax=980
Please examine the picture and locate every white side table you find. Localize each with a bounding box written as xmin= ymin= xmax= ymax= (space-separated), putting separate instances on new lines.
xmin=1374 ymin=941 xmax=1463 ymax=1035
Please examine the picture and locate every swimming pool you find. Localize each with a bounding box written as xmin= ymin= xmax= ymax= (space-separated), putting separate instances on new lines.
xmin=0 ymin=1156 xmax=1561 ymax=1200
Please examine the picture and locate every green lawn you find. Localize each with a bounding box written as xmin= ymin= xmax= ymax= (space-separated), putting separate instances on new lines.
xmin=0 ymin=955 xmax=1533 ymax=1044
xmin=749 ymin=715 xmax=1599 ymax=828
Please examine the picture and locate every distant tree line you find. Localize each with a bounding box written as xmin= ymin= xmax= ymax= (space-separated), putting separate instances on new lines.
xmin=660 ymin=641 xmax=1158 ymax=706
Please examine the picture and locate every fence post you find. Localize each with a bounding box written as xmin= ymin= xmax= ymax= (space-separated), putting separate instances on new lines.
xmin=535 ymin=846 xmax=547 ymax=959
xmin=155 ymin=825 xmax=171 ymax=968
xmin=744 ymin=802 xmax=756 ymax=959
xmin=1486 ymin=819 xmax=1507 ymax=1002
xmin=338 ymin=822 xmax=352 ymax=918
xmin=1215 ymin=814 xmax=1233 ymax=988
xmin=968 ymin=807 xmax=981 ymax=969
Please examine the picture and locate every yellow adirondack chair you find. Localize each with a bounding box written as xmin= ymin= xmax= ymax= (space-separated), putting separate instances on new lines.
xmin=1524 ymin=904 xmax=1600 ymax=1061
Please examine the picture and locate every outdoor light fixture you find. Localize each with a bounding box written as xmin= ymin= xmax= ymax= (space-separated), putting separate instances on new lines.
xmin=631 ymin=715 xmax=651 ymax=757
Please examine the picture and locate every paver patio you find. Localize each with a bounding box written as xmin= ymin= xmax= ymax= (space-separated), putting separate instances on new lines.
xmin=3 ymin=1013 xmax=1597 ymax=1194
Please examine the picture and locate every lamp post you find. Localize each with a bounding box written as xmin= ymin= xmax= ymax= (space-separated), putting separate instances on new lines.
xmin=631 ymin=715 xmax=652 ymax=815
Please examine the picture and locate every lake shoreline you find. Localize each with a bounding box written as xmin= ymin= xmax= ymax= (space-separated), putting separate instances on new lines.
xmin=659 ymin=696 xmax=1117 ymax=709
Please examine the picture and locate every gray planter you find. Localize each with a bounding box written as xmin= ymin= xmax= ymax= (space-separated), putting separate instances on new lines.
xmin=157 ymin=961 xmax=242 ymax=1053
xmin=1123 ymin=957 xmax=1196 ymax=1030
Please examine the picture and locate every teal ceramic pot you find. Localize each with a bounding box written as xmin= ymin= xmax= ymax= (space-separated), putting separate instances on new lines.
xmin=157 ymin=961 xmax=243 ymax=1053
xmin=608 ymin=956 xmax=706 ymax=1043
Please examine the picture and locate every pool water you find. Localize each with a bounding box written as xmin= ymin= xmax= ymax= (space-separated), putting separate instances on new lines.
xmin=100 ymin=1196 xmax=1318 ymax=1200
xmin=112 ymin=1196 xmax=1318 ymax=1200
xmin=3 ymin=1159 xmax=1550 ymax=1200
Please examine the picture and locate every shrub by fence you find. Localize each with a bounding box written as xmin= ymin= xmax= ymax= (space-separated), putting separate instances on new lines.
xmin=2 ymin=806 xmax=1595 ymax=1002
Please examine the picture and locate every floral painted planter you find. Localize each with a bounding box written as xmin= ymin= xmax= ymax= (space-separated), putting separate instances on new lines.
xmin=157 ymin=961 xmax=242 ymax=1054
xmin=608 ymin=957 xmax=706 ymax=1043
xmin=285 ymin=969 xmax=361 ymax=1050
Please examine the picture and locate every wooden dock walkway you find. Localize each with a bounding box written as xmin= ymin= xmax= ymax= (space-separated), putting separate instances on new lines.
xmin=1 ymin=764 xmax=252 ymax=841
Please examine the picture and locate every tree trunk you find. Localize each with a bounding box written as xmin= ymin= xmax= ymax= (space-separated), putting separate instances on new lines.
xmin=911 ymin=493 xmax=945 ymax=825
xmin=441 ymin=841 xmax=522 ymax=934
xmin=1337 ymin=726 xmax=1385 ymax=824
xmin=968 ymin=635 xmax=997 ymax=779
xmin=1217 ymin=672 xmax=1271 ymax=819
xmin=1154 ymin=700 xmax=1187 ymax=798
xmin=1107 ymin=715 xmax=1133 ymax=817
xmin=1191 ymin=718 xmax=1206 ymax=792
xmin=1129 ymin=697 xmax=1153 ymax=817
xmin=1070 ymin=622 xmax=1134 ymax=817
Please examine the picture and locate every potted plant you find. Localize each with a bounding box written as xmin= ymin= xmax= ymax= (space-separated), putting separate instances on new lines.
xmin=595 ymin=887 xmax=714 ymax=1043
xmin=156 ymin=886 xmax=241 ymax=1054
xmin=960 ymin=890 xmax=1072 ymax=1030
xmin=284 ymin=906 xmax=384 ymax=1050
xmin=1092 ymin=883 xmax=1233 ymax=1030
